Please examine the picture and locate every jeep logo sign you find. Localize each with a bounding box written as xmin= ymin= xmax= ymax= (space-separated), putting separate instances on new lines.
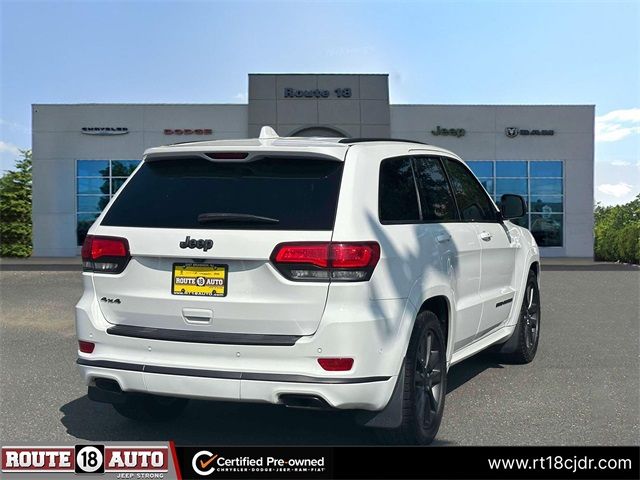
xmin=431 ymin=126 xmax=466 ymax=138
xmin=179 ymin=236 xmax=214 ymax=252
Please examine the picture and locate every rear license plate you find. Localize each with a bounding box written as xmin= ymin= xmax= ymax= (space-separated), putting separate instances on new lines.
xmin=172 ymin=263 xmax=227 ymax=297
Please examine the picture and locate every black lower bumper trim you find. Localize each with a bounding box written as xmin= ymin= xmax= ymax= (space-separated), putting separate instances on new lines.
xmin=107 ymin=324 xmax=302 ymax=346
xmin=77 ymin=358 xmax=390 ymax=385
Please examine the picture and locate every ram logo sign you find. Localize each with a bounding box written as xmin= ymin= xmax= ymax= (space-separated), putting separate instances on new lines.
xmin=505 ymin=127 xmax=554 ymax=138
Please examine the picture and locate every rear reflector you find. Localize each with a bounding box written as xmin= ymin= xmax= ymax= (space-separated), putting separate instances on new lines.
xmin=78 ymin=341 xmax=95 ymax=354
xmin=271 ymin=242 xmax=380 ymax=282
xmin=81 ymin=235 xmax=130 ymax=274
xmin=318 ymin=358 xmax=354 ymax=371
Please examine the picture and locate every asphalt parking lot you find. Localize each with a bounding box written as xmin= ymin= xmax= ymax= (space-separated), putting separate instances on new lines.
xmin=0 ymin=265 xmax=638 ymax=445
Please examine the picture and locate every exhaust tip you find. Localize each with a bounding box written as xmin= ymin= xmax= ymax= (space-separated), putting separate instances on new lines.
xmin=279 ymin=394 xmax=333 ymax=410
xmin=94 ymin=378 xmax=122 ymax=393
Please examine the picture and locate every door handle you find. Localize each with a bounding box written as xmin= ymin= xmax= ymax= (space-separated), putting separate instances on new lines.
xmin=436 ymin=233 xmax=451 ymax=243
xmin=479 ymin=231 xmax=492 ymax=242
xmin=182 ymin=308 xmax=213 ymax=324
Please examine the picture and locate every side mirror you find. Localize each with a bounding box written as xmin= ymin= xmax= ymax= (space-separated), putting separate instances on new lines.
xmin=500 ymin=194 xmax=527 ymax=219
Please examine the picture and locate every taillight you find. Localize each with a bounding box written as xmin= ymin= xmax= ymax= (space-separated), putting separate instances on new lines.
xmin=81 ymin=235 xmax=130 ymax=274
xmin=271 ymin=242 xmax=380 ymax=282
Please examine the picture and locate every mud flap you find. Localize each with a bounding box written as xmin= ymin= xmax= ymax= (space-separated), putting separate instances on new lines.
xmin=354 ymin=361 xmax=405 ymax=429
xmin=497 ymin=321 xmax=523 ymax=354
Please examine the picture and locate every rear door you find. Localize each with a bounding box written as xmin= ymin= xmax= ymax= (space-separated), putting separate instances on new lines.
xmin=91 ymin=154 xmax=344 ymax=336
xmin=413 ymin=156 xmax=483 ymax=351
xmin=442 ymin=158 xmax=516 ymax=338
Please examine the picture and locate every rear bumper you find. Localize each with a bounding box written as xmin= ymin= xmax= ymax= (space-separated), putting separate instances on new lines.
xmin=78 ymin=359 xmax=397 ymax=410
xmin=76 ymin=276 xmax=416 ymax=411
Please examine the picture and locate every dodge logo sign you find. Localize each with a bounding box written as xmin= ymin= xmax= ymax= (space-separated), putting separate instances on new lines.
xmin=164 ymin=129 xmax=213 ymax=135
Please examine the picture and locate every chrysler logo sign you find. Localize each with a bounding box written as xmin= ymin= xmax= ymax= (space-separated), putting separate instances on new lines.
xmin=505 ymin=127 xmax=554 ymax=138
xmin=81 ymin=127 xmax=128 ymax=135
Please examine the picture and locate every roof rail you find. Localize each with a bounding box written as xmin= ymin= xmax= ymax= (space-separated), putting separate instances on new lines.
xmin=338 ymin=138 xmax=429 ymax=145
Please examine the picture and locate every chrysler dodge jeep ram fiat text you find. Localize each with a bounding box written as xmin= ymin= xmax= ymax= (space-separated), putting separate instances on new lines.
xmin=76 ymin=127 xmax=541 ymax=444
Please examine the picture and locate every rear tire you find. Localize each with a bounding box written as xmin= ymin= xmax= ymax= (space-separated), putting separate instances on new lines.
xmin=112 ymin=394 xmax=189 ymax=422
xmin=496 ymin=269 xmax=541 ymax=364
xmin=377 ymin=310 xmax=447 ymax=444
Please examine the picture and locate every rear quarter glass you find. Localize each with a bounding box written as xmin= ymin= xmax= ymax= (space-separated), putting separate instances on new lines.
xmin=101 ymin=156 xmax=344 ymax=230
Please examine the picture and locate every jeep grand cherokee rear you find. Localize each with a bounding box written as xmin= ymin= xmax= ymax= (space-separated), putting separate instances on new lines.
xmin=76 ymin=132 xmax=540 ymax=445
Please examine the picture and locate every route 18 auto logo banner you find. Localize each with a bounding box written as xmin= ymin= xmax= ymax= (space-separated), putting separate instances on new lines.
xmin=1 ymin=443 xmax=178 ymax=479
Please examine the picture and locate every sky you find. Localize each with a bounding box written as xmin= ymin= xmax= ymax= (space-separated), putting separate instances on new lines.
xmin=1 ymin=0 xmax=638 ymax=205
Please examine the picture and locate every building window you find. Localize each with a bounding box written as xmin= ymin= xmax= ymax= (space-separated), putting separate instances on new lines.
xmin=466 ymin=160 xmax=564 ymax=247
xmin=76 ymin=160 xmax=140 ymax=245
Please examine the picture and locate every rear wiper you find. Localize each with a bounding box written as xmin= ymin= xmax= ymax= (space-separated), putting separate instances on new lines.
xmin=197 ymin=213 xmax=280 ymax=224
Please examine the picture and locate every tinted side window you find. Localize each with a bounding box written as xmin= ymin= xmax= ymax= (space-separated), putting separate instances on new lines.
xmin=413 ymin=157 xmax=458 ymax=221
xmin=379 ymin=157 xmax=420 ymax=223
xmin=443 ymin=158 xmax=497 ymax=222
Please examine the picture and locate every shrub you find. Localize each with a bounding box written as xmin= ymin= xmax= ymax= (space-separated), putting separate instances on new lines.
xmin=0 ymin=149 xmax=32 ymax=257
xmin=594 ymin=194 xmax=640 ymax=264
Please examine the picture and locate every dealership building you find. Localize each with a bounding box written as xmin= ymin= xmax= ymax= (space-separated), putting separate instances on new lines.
xmin=32 ymin=73 xmax=594 ymax=257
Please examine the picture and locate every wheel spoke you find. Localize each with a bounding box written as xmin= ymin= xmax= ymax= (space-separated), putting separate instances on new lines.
xmin=430 ymin=368 xmax=442 ymax=386
xmin=426 ymin=385 xmax=438 ymax=414
xmin=527 ymin=285 xmax=539 ymax=316
xmin=416 ymin=338 xmax=425 ymax=371
xmin=416 ymin=389 xmax=427 ymax=423
xmin=432 ymin=383 xmax=442 ymax=408
xmin=422 ymin=389 xmax=432 ymax=425
xmin=424 ymin=333 xmax=432 ymax=369
xmin=427 ymin=349 xmax=441 ymax=370
xmin=525 ymin=320 xmax=537 ymax=348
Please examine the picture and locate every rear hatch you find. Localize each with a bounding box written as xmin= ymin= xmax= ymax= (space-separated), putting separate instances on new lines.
xmin=89 ymin=152 xmax=345 ymax=336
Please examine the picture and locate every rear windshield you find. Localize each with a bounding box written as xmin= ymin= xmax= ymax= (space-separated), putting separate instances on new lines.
xmin=101 ymin=156 xmax=344 ymax=230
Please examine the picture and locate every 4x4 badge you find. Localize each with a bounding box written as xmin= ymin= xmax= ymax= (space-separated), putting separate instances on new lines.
xmin=179 ymin=236 xmax=214 ymax=252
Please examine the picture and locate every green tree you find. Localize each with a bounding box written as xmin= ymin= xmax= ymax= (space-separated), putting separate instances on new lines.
xmin=0 ymin=149 xmax=32 ymax=257
xmin=594 ymin=194 xmax=640 ymax=264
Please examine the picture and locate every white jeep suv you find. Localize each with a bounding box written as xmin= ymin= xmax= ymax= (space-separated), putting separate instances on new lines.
xmin=76 ymin=127 xmax=540 ymax=444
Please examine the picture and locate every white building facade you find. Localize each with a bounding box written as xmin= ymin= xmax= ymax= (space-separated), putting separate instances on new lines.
xmin=32 ymin=74 xmax=594 ymax=257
